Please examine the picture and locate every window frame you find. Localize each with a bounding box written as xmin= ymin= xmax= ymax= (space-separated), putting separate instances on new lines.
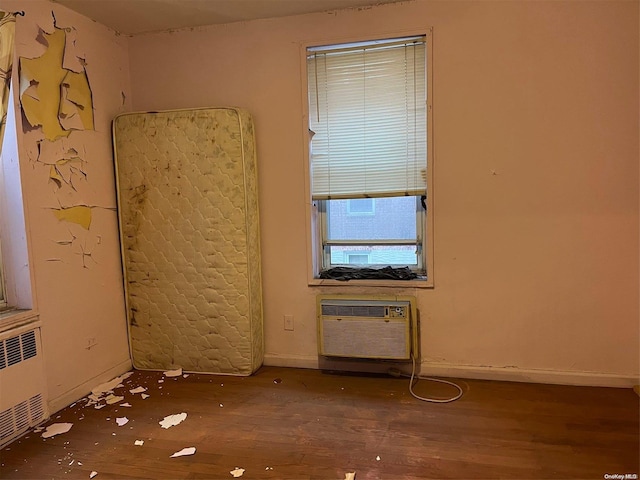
xmin=302 ymin=28 xmax=434 ymax=288
xmin=0 ymin=237 xmax=6 ymax=309
xmin=0 ymin=69 xmax=36 ymax=318
xmin=319 ymin=196 xmax=425 ymax=271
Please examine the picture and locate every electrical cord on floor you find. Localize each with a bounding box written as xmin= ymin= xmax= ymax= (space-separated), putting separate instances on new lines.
xmin=390 ymin=354 xmax=464 ymax=403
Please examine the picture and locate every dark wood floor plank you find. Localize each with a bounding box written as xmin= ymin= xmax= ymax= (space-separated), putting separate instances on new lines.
xmin=1 ymin=366 xmax=638 ymax=479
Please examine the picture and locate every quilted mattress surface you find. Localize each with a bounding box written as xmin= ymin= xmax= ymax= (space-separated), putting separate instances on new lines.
xmin=113 ymin=107 xmax=263 ymax=375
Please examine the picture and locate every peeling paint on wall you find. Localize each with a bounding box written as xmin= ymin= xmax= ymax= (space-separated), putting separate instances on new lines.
xmin=48 ymin=203 xmax=116 ymax=269
xmin=59 ymin=69 xmax=94 ymax=131
xmin=17 ymin=14 xmax=107 ymax=269
xmin=19 ymin=22 xmax=94 ymax=141
xmin=35 ymin=143 xmax=88 ymax=190
xmin=51 ymin=205 xmax=91 ymax=230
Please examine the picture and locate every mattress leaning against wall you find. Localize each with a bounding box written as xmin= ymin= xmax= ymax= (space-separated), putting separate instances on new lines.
xmin=112 ymin=107 xmax=264 ymax=375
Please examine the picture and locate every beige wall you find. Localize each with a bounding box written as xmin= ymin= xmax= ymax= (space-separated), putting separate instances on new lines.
xmin=0 ymin=0 xmax=132 ymax=411
xmin=128 ymin=0 xmax=639 ymax=385
xmin=0 ymin=0 xmax=637 ymax=413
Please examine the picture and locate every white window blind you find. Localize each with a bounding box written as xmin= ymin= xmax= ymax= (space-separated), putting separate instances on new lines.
xmin=308 ymin=37 xmax=427 ymax=200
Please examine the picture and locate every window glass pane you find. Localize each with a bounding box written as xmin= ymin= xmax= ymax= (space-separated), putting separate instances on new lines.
xmin=327 ymin=196 xmax=417 ymax=241
xmin=347 ymin=198 xmax=374 ymax=215
xmin=330 ymin=245 xmax=417 ymax=266
xmin=347 ymin=253 xmax=370 ymax=264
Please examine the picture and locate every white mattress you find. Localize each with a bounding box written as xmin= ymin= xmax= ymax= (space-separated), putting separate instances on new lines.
xmin=113 ymin=107 xmax=263 ymax=375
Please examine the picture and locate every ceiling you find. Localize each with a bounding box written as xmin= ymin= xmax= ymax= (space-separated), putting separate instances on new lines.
xmin=52 ymin=0 xmax=406 ymax=36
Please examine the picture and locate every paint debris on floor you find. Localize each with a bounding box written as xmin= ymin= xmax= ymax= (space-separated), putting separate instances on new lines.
xmin=4 ymin=368 xmax=206 ymax=477
xmin=159 ymin=412 xmax=187 ymax=429
xmin=1 ymin=368 xmax=386 ymax=479
xmin=41 ymin=423 xmax=73 ymax=439
xmin=230 ymin=467 xmax=245 ymax=477
xmin=170 ymin=446 xmax=196 ymax=458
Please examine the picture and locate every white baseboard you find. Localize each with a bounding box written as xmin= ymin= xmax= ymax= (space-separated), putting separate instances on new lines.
xmin=419 ymin=363 xmax=639 ymax=388
xmin=47 ymin=359 xmax=133 ymax=415
xmin=263 ymin=353 xmax=638 ymax=388
xmin=264 ymin=353 xmax=319 ymax=370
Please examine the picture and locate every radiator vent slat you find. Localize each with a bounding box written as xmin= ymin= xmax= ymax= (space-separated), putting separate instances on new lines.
xmin=6 ymin=337 xmax=21 ymax=367
xmin=21 ymin=331 xmax=37 ymax=360
xmin=14 ymin=401 xmax=29 ymax=432
xmin=0 ymin=331 xmax=40 ymax=370
xmin=29 ymin=395 xmax=45 ymax=422
xmin=0 ymin=409 xmax=12 ymax=440
xmin=0 ymin=326 xmax=48 ymax=448
xmin=0 ymin=394 xmax=45 ymax=442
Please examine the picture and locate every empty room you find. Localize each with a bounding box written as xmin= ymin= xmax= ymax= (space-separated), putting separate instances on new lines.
xmin=0 ymin=0 xmax=638 ymax=478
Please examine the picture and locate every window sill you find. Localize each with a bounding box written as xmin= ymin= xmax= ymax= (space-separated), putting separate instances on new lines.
xmin=308 ymin=278 xmax=433 ymax=289
xmin=0 ymin=309 xmax=40 ymax=334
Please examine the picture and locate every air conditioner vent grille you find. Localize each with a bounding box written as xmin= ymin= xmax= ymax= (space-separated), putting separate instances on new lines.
xmin=318 ymin=295 xmax=416 ymax=361
xmin=321 ymin=304 xmax=386 ymax=318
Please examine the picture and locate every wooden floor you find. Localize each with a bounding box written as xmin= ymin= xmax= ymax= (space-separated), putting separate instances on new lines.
xmin=1 ymin=366 xmax=638 ymax=479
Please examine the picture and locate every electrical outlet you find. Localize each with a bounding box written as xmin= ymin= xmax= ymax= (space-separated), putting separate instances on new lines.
xmin=284 ymin=315 xmax=294 ymax=331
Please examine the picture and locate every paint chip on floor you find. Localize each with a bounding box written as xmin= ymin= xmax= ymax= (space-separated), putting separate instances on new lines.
xmin=164 ymin=368 xmax=182 ymax=377
xmin=42 ymin=423 xmax=73 ymax=439
xmin=89 ymin=471 xmax=97 ymax=479
xmin=170 ymin=447 xmax=196 ymax=458
xmin=344 ymin=473 xmax=356 ymax=480
xmin=105 ymin=394 xmax=124 ymax=405
xmin=141 ymin=394 xmax=150 ymax=399
xmin=376 ymin=456 xmax=381 ymax=461
xmin=116 ymin=417 xmax=129 ymax=427
xmin=134 ymin=440 xmax=144 ymax=446
xmin=159 ymin=412 xmax=187 ymax=429
xmin=230 ymin=467 xmax=245 ymax=477
xmin=129 ymin=387 xmax=146 ymax=394
xmin=91 ymin=372 xmax=133 ymax=395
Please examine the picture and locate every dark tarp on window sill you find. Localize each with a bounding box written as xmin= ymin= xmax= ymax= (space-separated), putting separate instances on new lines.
xmin=319 ymin=266 xmax=419 ymax=281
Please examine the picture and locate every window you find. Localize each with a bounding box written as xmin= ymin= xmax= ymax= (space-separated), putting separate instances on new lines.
xmin=306 ymin=33 xmax=432 ymax=281
xmin=0 ymin=11 xmax=16 ymax=309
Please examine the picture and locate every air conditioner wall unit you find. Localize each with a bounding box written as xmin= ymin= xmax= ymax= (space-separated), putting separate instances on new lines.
xmin=0 ymin=323 xmax=48 ymax=448
xmin=317 ymin=294 xmax=418 ymax=361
